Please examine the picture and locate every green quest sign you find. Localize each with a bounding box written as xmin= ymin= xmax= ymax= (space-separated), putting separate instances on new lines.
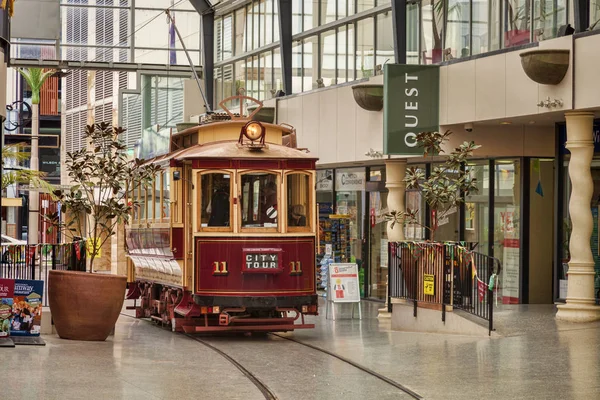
xmin=383 ymin=64 xmax=440 ymax=155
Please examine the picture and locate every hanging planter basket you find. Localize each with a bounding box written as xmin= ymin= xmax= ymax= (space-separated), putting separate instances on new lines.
xmin=352 ymin=84 xmax=384 ymax=111
xmin=519 ymin=49 xmax=570 ymax=85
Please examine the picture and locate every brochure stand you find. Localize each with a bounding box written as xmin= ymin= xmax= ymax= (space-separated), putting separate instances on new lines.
xmin=325 ymin=263 xmax=361 ymax=320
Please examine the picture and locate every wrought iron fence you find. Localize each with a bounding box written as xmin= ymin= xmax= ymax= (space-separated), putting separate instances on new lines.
xmin=0 ymin=241 xmax=87 ymax=306
xmin=388 ymin=242 xmax=501 ymax=335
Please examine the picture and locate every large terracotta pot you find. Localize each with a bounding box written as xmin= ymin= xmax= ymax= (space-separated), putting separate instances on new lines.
xmin=48 ymin=270 xmax=126 ymax=341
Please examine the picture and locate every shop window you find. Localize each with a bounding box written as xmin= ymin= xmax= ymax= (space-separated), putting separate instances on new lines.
xmin=241 ymin=172 xmax=279 ymax=228
xmin=200 ymin=172 xmax=231 ymax=229
xmin=465 ymin=162 xmax=490 ymax=252
xmin=287 ymin=173 xmax=311 ymax=229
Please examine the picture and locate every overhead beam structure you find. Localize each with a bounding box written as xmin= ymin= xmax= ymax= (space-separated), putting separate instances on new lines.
xmin=8 ymin=58 xmax=203 ymax=76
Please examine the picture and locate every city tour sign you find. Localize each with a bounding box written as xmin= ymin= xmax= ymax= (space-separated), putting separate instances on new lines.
xmin=383 ymin=64 xmax=440 ymax=155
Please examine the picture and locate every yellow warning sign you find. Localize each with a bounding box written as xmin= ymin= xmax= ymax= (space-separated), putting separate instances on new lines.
xmin=423 ymin=274 xmax=435 ymax=296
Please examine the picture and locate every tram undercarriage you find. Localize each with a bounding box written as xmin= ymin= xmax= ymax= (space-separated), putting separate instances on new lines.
xmin=126 ymin=281 xmax=317 ymax=333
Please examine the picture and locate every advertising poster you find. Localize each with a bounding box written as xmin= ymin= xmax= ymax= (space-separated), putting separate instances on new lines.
xmin=11 ymin=280 xmax=44 ymax=336
xmin=329 ymin=263 xmax=360 ymax=303
xmin=0 ymin=279 xmax=15 ymax=337
xmin=501 ymin=208 xmax=520 ymax=304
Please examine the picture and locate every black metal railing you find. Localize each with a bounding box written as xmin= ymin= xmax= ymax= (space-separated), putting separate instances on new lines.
xmin=388 ymin=242 xmax=501 ymax=335
xmin=0 ymin=241 xmax=87 ymax=306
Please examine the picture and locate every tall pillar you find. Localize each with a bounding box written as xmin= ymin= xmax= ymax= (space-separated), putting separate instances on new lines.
xmin=378 ymin=159 xmax=407 ymax=319
xmin=556 ymin=112 xmax=600 ymax=322
xmin=385 ymin=159 xmax=407 ymax=242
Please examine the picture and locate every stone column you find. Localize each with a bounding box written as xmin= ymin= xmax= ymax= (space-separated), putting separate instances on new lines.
xmin=378 ymin=159 xmax=407 ymax=319
xmin=556 ymin=112 xmax=600 ymax=322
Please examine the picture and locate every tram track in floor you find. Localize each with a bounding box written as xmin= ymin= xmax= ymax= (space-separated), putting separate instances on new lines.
xmin=119 ymin=312 xmax=278 ymax=400
xmin=119 ymin=312 xmax=421 ymax=399
xmin=268 ymin=333 xmax=422 ymax=400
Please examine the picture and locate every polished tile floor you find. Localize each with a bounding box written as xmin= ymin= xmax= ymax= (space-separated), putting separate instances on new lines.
xmin=1 ymin=299 xmax=598 ymax=400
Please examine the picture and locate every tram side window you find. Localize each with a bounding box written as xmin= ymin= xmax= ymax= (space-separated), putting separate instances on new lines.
xmin=162 ymin=171 xmax=170 ymax=220
xmin=201 ymin=173 xmax=231 ymax=227
xmin=139 ymin=185 xmax=146 ymax=221
xmin=241 ymin=173 xmax=278 ymax=228
xmin=287 ymin=174 xmax=310 ymax=228
xmin=152 ymin=174 xmax=160 ymax=222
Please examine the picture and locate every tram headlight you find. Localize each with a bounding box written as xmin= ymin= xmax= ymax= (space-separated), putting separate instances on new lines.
xmin=243 ymin=121 xmax=264 ymax=141
xmin=213 ymin=306 xmax=220 ymax=314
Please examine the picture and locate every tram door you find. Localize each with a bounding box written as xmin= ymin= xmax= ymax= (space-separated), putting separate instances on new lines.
xmin=184 ymin=164 xmax=194 ymax=288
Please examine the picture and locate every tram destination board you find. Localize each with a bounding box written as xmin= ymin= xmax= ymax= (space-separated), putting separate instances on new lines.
xmin=241 ymin=248 xmax=283 ymax=273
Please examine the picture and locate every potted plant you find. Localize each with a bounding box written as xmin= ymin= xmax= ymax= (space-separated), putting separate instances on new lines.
xmin=45 ymin=123 xmax=161 ymax=341
xmin=384 ymin=130 xmax=480 ymax=241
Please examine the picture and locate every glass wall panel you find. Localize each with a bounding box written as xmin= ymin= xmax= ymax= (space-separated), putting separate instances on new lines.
xmin=322 ymin=0 xmax=337 ymax=24
xmin=274 ymin=0 xmax=280 ymax=41
xmin=376 ymin=12 xmax=394 ymax=68
xmin=407 ymin=3 xmax=420 ymax=64
xmin=358 ymin=0 xmax=376 ymax=13
xmin=465 ymin=162 xmax=490 ymax=254
xmin=347 ymin=23 xmax=355 ymax=80
xmin=356 ymin=18 xmax=375 ymax=78
xmin=504 ymin=0 xmax=531 ymax=47
xmin=472 ymin=0 xmax=501 ymax=54
xmin=223 ymin=14 xmax=233 ymax=60
xmin=249 ymin=56 xmax=260 ymax=99
xmin=273 ymin=47 xmax=283 ymax=91
xmin=369 ymin=191 xmax=388 ymax=300
xmin=533 ymin=0 xmax=567 ymax=42
xmin=494 ymin=159 xmax=521 ymax=304
xmin=216 ymin=17 xmax=223 ymax=62
xmin=235 ymin=7 xmax=247 ymax=55
xmin=246 ymin=5 xmax=254 ymax=51
xmin=421 ymin=0 xmax=445 ymax=64
xmin=265 ymin=0 xmax=274 ymax=46
xmin=292 ymin=0 xmax=302 ymax=34
xmin=592 ymin=1 xmax=600 ymax=30
xmin=322 ymin=29 xmax=337 ymax=86
xmin=235 ymin=60 xmax=246 ymax=99
xmin=262 ymin=51 xmax=274 ymax=100
xmin=253 ymin=1 xmax=260 ymax=49
xmin=215 ymin=67 xmax=223 ymax=107
xmin=445 ymin=0 xmax=471 ymax=58
xmin=292 ymin=41 xmax=303 ymax=93
xmin=337 ymin=26 xmax=348 ymax=84
xmin=431 ymin=163 xmax=460 ymax=242
xmin=259 ymin=0 xmax=267 ymax=48
xmin=303 ymin=36 xmax=318 ymax=91
xmin=304 ymin=0 xmax=319 ymax=30
xmin=223 ymin=64 xmax=235 ymax=100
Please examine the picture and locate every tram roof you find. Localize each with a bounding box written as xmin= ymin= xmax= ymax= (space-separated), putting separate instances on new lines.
xmin=173 ymin=140 xmax=318 ymax=161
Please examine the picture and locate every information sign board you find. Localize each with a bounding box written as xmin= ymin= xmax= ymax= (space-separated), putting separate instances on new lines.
xmin=328 ymin=263 xmax=360 ymax=303
xmin=423 ymin=274 xmax=435 ymax=296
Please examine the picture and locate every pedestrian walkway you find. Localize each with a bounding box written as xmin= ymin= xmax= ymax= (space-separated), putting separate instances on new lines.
xmin=0 ymin=298 xmax=598 ymax=399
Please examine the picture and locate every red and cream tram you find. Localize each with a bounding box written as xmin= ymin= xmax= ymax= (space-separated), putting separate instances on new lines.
xmin=125 ymin=95 xmax=318 ymax=333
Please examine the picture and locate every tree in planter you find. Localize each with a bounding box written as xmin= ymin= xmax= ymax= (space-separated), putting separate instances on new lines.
xmin=384 ymin=130 xmax=480 ymax=241
xmin=45 ymin=122 xmax=161 ymax=271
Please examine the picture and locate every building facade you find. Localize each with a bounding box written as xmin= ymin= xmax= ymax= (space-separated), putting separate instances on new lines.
xmin=208 ymin=0 xmax=600 ymax=315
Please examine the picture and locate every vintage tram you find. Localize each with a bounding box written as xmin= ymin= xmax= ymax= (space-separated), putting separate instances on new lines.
xmin=125 ymin=96 xmax=318 ymax=333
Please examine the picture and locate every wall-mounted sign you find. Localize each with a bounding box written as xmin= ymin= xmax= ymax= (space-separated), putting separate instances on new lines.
xmin=316 ymin=169 xmax=333 ymax=192
xmin=335 ymin=168 xmax=365 ymax=191
xmin=423 ymin=274 xmax=435 ymax=296
xmin=384 ymin=64 xmax=440 ymax=155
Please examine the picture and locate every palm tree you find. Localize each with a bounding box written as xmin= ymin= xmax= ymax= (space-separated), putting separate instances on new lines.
xmin=18 ymin=68 xmax=55 ymax=244
xmin=1 ymin=143 xmax=53 ymax=192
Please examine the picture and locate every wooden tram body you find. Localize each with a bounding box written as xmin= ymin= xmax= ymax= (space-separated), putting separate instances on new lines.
xmin=125 ymin=97 xmax=318 ymax=333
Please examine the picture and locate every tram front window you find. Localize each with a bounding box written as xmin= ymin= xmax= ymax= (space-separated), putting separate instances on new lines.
xmin=241 ymin=173 xmax=278 ymax=228
xmin=201 ymin=173 xmax=231 ymax=227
